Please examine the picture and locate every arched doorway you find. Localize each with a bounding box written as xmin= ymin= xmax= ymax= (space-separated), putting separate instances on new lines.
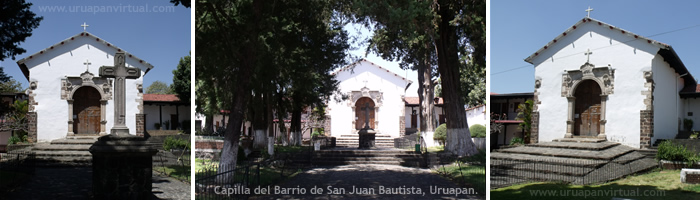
xmin=73 ymin=87 xmax=101 ymax=134
xmin=574 ymin=80 xmax=602 ymax=137
xmin=355 ymin=97 xmax=375 ymax=129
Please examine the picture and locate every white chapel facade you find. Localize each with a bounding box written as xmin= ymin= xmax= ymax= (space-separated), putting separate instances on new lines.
xmin=526 ymin=17 xmax=699 ymax=148
xmin=16 ymin=30 xmax=152 ymax=142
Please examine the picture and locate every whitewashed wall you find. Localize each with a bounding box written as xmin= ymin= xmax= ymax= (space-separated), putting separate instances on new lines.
xmin=466 ymin=105 xmax=487 ymax=128
xmin=532 ymin=22 xmax=659 ymax=148
xmin=403 ymin=106 xmax=445 ymax=130
xmin=652 ymin=54 xmax=683 ymax=142
xmin=329 ymin=60 xmax=409 ymax=138
xmin=143 ymin=104 xmax=190 ymax=130
xmin=23 ymin=36 xmax=150 ymax=142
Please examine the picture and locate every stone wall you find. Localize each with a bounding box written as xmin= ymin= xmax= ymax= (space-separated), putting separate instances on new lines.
xmin=324 ymin=115 xmax=331 ymax=136
xmin=27 ymin=112 xmax=37 ymax=143
xmin=136 ymin=114 xmax=145 ymax=136
xmin=399 ymin=116 xmax=405 ymax=136
xmin=640 ymin=110 xmax=654 ymax=148
xmin=530 ymin=112 xmax=539 ymax=144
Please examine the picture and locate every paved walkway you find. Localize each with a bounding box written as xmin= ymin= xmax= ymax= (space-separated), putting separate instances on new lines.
xmin=4 ymin=167 xmax=190 ymax=200
xmin=250 ymin=164 xmax=484 ymax=200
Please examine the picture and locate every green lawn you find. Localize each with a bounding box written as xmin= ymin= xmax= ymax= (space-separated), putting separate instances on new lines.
xmin=491 ymin=169 xmax=700 ymax=200
xmin=434 ymin=163 xmax=486 ymax=195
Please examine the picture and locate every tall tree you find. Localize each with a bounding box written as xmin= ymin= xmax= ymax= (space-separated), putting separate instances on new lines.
xmin=196 ymin=0 xmax=349 ymax=179
xmin=0 ymin=0 xmax=43 ymax=61
xmin=146 ymin=80 xmax=173 ymax=94
xmin=0 ymin=79 xmax=23 ymax=93
xmin=0 ymin=67 xmax=11 ymax=82
xmin=350 ymin=0 xmax=484 ymax=156
xmin=172 ymin=53 xmax=191 ymax=103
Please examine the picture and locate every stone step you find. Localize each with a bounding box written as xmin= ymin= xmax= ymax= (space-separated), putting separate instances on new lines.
xmin=637 ymin=149 xmax=658 ymax=159
xmin=34 ymin=150 xmax=92 ymax=157
xmin=527 ymin=141 xmax=619 ymax=150
xmin=490 ymin=152 xmax=606 ymax=167
xmin=65 ymin=136 xmax=100 ymax=140
xmin=574 ymin=158 xmax=658 ymax=184
xmin=313 ymin=157 xmax=420 ymax=162
xmin=497 ymin=145 xmax=634 ymax=160
xmin=312 ymin=160 xmax=424 ymax=167
xmin=552 ymin=138 xmax=606 ymax=143
xmin=50 ymin=139 xmax=97 ymax=145
xmin=33 ymin=144 xmax=92 ymax=151
xmin=611 ymin=151 xmax=646 ymax=164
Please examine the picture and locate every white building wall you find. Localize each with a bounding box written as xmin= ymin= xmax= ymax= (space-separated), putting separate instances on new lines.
xmin=652 ymin=54 xmax=683 ymax=143
xmin=466 ymin=105 xmax=487 ymax=127
xmin=329 ymin=60 xmax=409 ymax=138
xmin=23 ymin=36 xmax=150 ymax=142
xmin=684 ymin=99 xmax=700 ymax=131
xmin=143 ymin=104 xmax=191 ymax=130
xmin=532 ymin=23 xmax=658 ymax=148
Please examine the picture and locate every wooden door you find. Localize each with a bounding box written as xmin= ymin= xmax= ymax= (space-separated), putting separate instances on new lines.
xmin=171 ymin=114 xmax=179 ymax=130
xmin=355 ymin=97 xmax=375 ymax=129
xmin=574 ymin=80 xmax=602 ymax=137
xmin=73 ymin=87 xmax=101 ymax=134
xmin=411 ymin=113 xmax=417 ymax=128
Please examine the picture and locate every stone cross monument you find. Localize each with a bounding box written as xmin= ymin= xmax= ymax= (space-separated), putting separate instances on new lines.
xmin=99 ymin=52 xmax=141 ymax=135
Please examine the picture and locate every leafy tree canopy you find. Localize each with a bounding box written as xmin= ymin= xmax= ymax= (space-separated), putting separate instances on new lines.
xmin=146 ymin=80 xmax=173 ymax=94
xmin=0 ymin=0 xmax=43 ymax=61
xmin=172 ymin=53 xmax=190 ymax=103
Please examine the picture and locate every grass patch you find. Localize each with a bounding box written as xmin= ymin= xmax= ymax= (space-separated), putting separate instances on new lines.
xmin=491 ymin=169 xmax=700 ymax=200
xmin=154 ymin=165 xmax=191 ymax=181
xmin=427 ymin=145 xmax=444 ymax=153
xmin=433 ymin=163 xmax=486 ymax=195
xmin=274 ymin=145 xmax=308 ymax=154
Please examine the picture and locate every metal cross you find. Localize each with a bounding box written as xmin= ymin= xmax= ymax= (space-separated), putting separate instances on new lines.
xmin=83 ymin=59 xmax=91 ymax=72
xmin=585 ymin=49 xmax=593 ymax=62
xmin=585 ymin=6 xmax=594 ymax=18
xmin=81 ymin=22 xmax=89 ymax=31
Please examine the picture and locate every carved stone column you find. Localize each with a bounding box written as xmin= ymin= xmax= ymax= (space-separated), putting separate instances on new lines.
xmin=598 ymin=95 xmax=607 ymax=139
xmin=565 ymin=97 xmax=575 ymax=138
xmin=67 ymin=100 xmax=74 ymax=135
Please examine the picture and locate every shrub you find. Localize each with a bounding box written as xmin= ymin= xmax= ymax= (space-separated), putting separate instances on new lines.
xmin=469 ymin=124 xmax=486 ymax=138
xmin=510 ymin=137 xmax=524 ymax=146
xmin=657 ymin=140 xmax=700 ymax=166
xmin=163 ymin=136 xmax=189 ymax=151
xmin=154 ymin=123 xmax=161 ymax=130
xmin=685 ymin=118 xmax=694 ymax=131
xmin=434 ymin=124 xmax=447 ymax=144
xmin=8 ymin=135 xmax=21 ymax=145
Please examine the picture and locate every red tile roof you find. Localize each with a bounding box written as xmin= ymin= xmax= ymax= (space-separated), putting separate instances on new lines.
xmin=404 ymin=97 xmax=443 ymax=105
xmin=143 ymin=94 xmax=181 ymax=102
xmin=466 ymin=104 xmax=485 ymax=111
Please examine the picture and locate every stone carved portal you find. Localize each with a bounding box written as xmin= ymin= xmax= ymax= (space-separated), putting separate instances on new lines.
xmin=562 ymin=62 xmax=612 ymax=139
xmin=73 ymin=87 xmax=101 ymax=134
xmin=349 ymin=87 xmax=382 ymax=132
xmin=62 ymin=71 xmax=112 ymax=136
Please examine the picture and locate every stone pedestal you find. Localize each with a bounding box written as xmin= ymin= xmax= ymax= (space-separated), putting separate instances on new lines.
xmin=89 ymin=134 xmax=158 ymax=199
xmin=681 ymin=168 xmax=700 ymax=184
xmin=358 ymin=128 xmax=376 ymax=149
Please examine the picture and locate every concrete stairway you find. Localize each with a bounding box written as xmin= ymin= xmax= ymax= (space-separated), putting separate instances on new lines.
xmin=32 ymin=136 xmax=98 ymax=166
xmin=335 ymin=134 xmax=395 ymax=148
xmin=310 ymin=148 xmax=426 ymax=167
xmin=490 ymin=138 xmax=657 ymax=188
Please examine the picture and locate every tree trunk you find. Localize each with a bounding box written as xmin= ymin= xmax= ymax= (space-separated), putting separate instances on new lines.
xmin=266 ymin=91 xmax=274 ymax=156
xmin=434 ymin=0 xmax=478 ymax=157
xmin=290 ymin=108 xmax=302 ymax=146
xmin=418 ymin=62 xmax=435 ymax=133
xmin=204 ymin=114 xmax=214 ymax=135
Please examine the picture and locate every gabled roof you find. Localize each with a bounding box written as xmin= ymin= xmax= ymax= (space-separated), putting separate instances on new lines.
xmin=16 ymin=31 xmax=155 ymax=80
xmin=331 ymin=58 xmax=413 ymax=84
xmin=525 ymin=17 xmax=695 ymax=92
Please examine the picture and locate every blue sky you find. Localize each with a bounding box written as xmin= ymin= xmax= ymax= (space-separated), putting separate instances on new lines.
xmin=0 ymin=0 xmax=190 ymax=90
xmin=491 ymin=1 xmax=700 ymax=94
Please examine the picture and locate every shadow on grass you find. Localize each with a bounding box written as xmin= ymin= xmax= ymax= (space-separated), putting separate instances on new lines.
xmin=491 ymin=182 xmax=700 ymax=200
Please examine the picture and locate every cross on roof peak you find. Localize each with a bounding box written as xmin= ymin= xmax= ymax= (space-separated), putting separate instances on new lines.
xmin=585 ymin=6 xmax=594 ymax=18
xmin=81 ymin=22 xmax=89 ymax=32
xmin=83 ymin=59 xmax=91 ymax=72
xmin=585 ymin=49 xmax=593 ymax=63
